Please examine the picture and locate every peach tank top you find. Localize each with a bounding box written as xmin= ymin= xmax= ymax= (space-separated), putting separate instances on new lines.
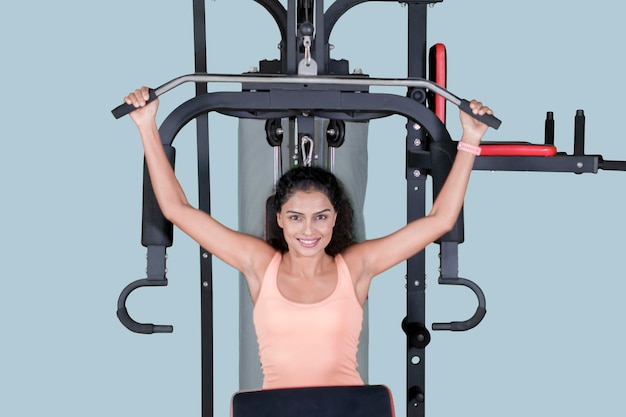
xmin=253 ymin=252 xmax=364 ymax=389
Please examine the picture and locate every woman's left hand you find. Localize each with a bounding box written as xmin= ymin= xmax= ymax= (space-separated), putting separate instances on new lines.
xmin=459 ymin=100 xmax=493 ymax=145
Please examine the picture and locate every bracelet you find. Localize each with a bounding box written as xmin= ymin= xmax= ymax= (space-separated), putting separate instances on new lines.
xmin=457 ymin=141 xmax=481 ymax=156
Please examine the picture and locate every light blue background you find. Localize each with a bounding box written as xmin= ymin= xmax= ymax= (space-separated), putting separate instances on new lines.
xmin=1 ymin=1 xmax=625 ymax=416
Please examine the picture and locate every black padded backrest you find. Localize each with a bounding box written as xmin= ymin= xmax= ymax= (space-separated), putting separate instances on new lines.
xmin=232 ymin=385 xmax=395 ymax=417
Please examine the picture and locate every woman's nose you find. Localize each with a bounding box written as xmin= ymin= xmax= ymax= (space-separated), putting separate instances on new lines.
xmin=302 ymin=219 xmax=313 ymax=235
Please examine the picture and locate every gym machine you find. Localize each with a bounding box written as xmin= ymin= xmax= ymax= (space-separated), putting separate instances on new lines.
xmin=113 ymin=1 xmax=626 ymax=417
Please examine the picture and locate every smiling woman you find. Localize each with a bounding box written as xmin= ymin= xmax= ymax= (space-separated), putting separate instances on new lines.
xmin=122 ymin=85 xmax=492 ymax=390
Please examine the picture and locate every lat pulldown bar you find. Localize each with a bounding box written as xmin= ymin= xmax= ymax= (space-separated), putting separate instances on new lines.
xmin=111 ymin=73 xmax=501 ymax=130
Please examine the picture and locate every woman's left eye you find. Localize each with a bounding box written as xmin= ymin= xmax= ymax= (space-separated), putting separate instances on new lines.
xmin=316 ymin=215 xmax=327 ymax=220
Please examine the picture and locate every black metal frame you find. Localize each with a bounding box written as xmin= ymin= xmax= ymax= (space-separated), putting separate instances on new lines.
xmin=114 ymin=2 xmax=626 ymax=417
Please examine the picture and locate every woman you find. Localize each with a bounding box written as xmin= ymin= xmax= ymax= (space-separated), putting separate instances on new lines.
xmin=124 ymin=87 xmax=492 ymax=389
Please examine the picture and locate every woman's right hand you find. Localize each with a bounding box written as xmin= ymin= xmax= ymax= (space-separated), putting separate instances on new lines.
xmin=123 ymin=86 xmax=159 ymax=128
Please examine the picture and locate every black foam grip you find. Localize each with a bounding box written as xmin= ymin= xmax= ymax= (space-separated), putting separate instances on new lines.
xmin=116 ymin=307 xmax=173 ymax=334
xmin=430 ymin=141 xmax=464 ymax=243
xmin=111 ymin=88 xmax=157 ymax=119
xmin=458 ymin=98 xmax=502 ymax=129
xmin=431 ymin=306 xmax=487 ymax=331
xmin=141 ymin=145 xmax=176 ymax=247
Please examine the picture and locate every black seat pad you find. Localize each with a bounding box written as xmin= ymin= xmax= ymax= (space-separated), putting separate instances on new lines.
xmin=232 ymin=385 xmax=394 ymax=417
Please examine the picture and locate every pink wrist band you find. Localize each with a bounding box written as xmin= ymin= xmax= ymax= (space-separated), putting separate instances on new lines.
xmin=457 ymin=141 xmax=481 ymax=156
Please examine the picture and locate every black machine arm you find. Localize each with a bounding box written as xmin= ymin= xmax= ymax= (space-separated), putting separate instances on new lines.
xmin=116 ymin=146 xmax=176 ymax=334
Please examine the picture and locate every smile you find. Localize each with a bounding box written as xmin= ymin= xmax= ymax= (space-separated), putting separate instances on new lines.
xmin=297 ymin=238 xmax=321 ymax=248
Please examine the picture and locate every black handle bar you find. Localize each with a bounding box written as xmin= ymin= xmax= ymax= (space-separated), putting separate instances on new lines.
xmin=116 ymin=278 xmax=174 ymax=334
xmin=112 ymin=89 xmax=157 ymax=120
xmin=432 ymin=276 xmax=487 ymax=331
xmin=111 ymin=73 xmax=501 ymax=130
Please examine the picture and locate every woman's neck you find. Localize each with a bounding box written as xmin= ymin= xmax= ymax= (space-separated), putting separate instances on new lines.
xmin=282 ymin=251 xmax=334 ymax=278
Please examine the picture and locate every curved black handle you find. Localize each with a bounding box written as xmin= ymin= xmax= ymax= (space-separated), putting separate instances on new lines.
xmin=432 ymin=276 xmax=487 ymax=331
xmin=116 ymin=278 xmax=173 ymax=334
xmin=111 ymin=88 xmax=158 ymax=119
xmin=459 ymin=98 xmax=502 ymax=130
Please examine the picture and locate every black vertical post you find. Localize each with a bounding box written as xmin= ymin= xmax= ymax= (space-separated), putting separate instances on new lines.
xmin=314 ymin=0 xmax=327 ymax=73
xmin=406 ymin=3 xmax=428 ymax=417
xmin=405 ymin=164 xmax=427 ymax=417
xmin=192 ymin=1 xmax=214 ymax=417
xmin=574 ymin=109 xmax=585 ymax=156
xmin=286 ymin=0 xmax=298 ymax=74
xmin=544 ymin=111 xmax=555 ymax=146
xmin=407 ymin=3 xmax=428 ymax=79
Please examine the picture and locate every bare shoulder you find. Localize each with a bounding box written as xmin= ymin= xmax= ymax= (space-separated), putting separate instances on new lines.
xmin=340 ymin=236 xmax=397 ymax=282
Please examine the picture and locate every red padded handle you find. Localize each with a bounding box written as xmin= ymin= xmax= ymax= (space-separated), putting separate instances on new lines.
xmin=479 ymin=143 xmax=557 ymax=157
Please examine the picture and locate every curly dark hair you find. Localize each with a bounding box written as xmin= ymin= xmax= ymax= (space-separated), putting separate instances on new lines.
xmin=266 ymin=166 xmax=355 ymax=256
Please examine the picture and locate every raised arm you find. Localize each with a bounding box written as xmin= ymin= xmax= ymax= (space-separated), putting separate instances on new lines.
xmin=124 ymin=87 xmax=275 ymax=298
xmin=345 ymin=100 xmax=492 ymax=290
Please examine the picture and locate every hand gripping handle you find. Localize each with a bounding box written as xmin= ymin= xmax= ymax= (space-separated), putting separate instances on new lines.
xmin=459 ymin=99 xmax=502 ymax=130
xmin=111 ymin=88 xmax=158 ymax=120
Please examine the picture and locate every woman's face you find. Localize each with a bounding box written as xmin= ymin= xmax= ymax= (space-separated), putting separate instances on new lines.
xmin=276 ymin=189 xmax=337 ymax=256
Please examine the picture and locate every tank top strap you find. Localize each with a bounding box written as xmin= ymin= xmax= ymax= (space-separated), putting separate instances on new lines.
xmin=259 ymin=251 xmax=282 ymax=297
xmin=334 ymin=254 xmax=358 ymax=300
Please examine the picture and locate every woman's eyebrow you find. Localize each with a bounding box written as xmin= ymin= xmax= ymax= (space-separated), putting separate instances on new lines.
xmin=285 ymin=208 xmax=332 ymax=215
